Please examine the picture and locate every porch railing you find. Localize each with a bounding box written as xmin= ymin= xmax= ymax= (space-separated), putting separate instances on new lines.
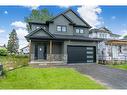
xmin=30 ymin=54 xmax=67 ymax=62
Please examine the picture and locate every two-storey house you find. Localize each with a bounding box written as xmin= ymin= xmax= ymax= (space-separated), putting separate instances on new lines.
xmin=25 ymin=9 xmax=100 ymax=64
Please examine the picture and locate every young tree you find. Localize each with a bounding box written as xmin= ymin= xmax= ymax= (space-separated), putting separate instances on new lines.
xmin=7 ymin=29 xmax=19 ymax=54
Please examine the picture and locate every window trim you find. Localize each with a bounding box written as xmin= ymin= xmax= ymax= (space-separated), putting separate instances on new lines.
xmin=76 ymin=29 xmax=80 ymax=33
xmin=56 ymin=25 xmax=67 ymax=32
xmin=75 ymin=28 xmax=84 ymax=34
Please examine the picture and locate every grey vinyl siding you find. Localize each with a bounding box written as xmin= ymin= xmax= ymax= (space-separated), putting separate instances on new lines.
xmin=63 ymin=40 xmax=97 ymax=54
xmin=49 ymin=15 xmax=74 ymax=35
xmin=64 ymin=11 xmax=87 ymax=26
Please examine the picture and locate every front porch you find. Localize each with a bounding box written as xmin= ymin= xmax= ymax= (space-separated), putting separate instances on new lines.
xmin=29 ymin=40 xmax=67 ymax=64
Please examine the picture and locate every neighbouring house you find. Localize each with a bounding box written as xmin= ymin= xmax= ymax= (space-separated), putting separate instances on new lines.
xmin=89 ymin=27 xmax=127 ymax=63
xmin=0 ymin=44 xmax=6 ymax=49
xmin=25 ymin=9 xmax=101 ymax=64
xmin=20 ymin=45 xmax=29 ymax=55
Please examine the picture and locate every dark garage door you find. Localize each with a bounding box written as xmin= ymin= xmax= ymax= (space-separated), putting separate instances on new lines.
xmin=67 ymin=46 xmax=96 ymax=63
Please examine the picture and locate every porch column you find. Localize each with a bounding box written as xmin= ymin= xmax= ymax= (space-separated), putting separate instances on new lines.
xmin=29 ymin=40 xmax=31 ymax=62
xmin=49 ymin=40 xmax=53 ymax=62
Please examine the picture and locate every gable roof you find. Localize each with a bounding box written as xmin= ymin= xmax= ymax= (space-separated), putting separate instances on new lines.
xmin=27 ymin=8 xmax=92 ymax=28
xmin=48 ymin=8 xmax=91 ymax=28
xmin=49 ymin=13 xmax=75 ymax=25
xmin=98 ymin=27 xmax=112 ymax=34
xmin=25 ymin=27 xmax=55 ymax=40
xmin=63 ymin=9 xmax=91 ymax=28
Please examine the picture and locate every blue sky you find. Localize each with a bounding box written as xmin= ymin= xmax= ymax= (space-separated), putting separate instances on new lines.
xmin=0 ymin=6 xmax=127 ymax=48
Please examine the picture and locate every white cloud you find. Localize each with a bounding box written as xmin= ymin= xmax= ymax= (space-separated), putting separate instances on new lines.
xmin=16 ymin=28 xmax=28 ymax=39
xmin=24 ymin=6 xmax=39 ymax=10
xmin=111 ymin=16 xmax=116 ymax=20
xmin=59 ymin=5 xmax=70 ymax=8
xmin=0 ymin=29 xmax=5 ymax=33
xmin=11 ymin=21 xmax=28 ymax=48
xmin=4 ymin=11 xmax=8 ymax=14
xmin=77 ymin=5 xmax=103 ymax=27
xmin=16 ymin=28 xmax=28 ymax=49
xmin=11 ymin=21 xmax=27 ymax=29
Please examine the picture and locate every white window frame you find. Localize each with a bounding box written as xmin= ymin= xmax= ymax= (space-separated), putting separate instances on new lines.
xmin=62 ymin=26 xmax=67 ymax=32
xmin=57 ymin=26 xmax=62 ymax=32
xmin=76 ymin=28 xmax=84 ymax=34
xmin=76 ymin=29 xmax=80 ymax=33
xmin=57 ymin=25 xmax=67 ymax=32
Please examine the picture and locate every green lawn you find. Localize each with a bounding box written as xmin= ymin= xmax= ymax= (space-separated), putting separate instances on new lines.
xmin=0 ymin=67 xmax=106 ymax=89
xmin=110 ymin=64 xmax=127 ymax=70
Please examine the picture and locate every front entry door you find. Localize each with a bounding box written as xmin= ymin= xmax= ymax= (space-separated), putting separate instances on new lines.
xmin=38 ymin=45 xmax=44 ymax=59
xmin=35 ymin=44 xmax=47 ymax=60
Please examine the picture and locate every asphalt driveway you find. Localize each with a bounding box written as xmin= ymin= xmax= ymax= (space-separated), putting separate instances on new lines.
xmin=63 ymin=64 xmax=127 ymax=89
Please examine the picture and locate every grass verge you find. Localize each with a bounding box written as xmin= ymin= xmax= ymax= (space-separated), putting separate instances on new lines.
xmin=109 ymin=64 xmax=127 ymax=70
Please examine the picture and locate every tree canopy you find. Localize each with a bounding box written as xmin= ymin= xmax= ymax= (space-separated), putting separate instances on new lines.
xmin=25 ymin=8 xmax=53 ymax=23
xmin=24 ymin=9 xmax=53 ymax=32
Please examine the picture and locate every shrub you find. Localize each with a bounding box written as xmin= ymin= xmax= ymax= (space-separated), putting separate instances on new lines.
xmin=0 ymin=48 xmax=8 ymax=56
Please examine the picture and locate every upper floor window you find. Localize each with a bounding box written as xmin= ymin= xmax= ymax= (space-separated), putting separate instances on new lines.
xmin=76 ymin=28 xmax=84 ymax=34
xmin=57 ymin=25 xmax=67 ymax=32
